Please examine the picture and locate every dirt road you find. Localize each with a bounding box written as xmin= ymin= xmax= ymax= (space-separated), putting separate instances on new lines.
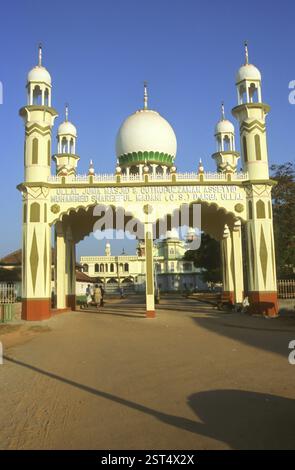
xmin=0 ymin=296 xmax=295 ymax=449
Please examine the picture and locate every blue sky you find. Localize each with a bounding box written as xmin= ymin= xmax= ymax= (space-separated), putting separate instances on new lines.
xmin=0 ymin=0 xmax=295 ymax=258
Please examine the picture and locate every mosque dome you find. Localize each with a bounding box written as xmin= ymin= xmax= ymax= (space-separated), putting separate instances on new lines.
xmin=116 ymin=84 xmax=177 ymax=168
xmin=116 ymin=109 xmax=177 ymax=167
xmin=215 ymin=118 xmax=235 ymax=135
xmin=58 ymin=120 xmax=77 ymax=137
xmin=236 ymin=63 xmax=261 ymax=83
xmin=27 ymin=66 xmax=51 ymax=85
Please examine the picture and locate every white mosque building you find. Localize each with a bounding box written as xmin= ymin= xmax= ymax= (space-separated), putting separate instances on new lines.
xmin=80 ymin=229 xmax=205 ymax=294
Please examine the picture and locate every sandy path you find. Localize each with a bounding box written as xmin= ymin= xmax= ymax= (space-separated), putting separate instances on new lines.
xmin=0 ymin=297 xmax=295 ymax=449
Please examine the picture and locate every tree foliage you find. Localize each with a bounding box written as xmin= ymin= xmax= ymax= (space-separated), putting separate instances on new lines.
xmin=270 ymin=162 xmax=295 ymax=278
xmin=184 ymin=233 xmax=221 ymax=283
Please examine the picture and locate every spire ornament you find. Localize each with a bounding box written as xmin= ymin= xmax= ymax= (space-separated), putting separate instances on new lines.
xmin=143 ymin=81 xmax=148 ymax=110
xmin=244 ymin=41 xmax=249 ymax=65
xmin=221 ymin=101 xmax=225 ymax=120
xmin=65 ymin=103 xmax=69 ymax=122
xmin=38 ymin=43 xmax=42 ymax=67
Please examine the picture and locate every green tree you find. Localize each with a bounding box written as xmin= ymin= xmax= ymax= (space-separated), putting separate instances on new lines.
xmin=271 ymin=162 xmax=295 ymax=278
xmin=184 ymin=233 xmax=221 ymax=283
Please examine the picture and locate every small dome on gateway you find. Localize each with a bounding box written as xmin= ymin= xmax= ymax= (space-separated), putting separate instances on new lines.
xmin=116 ymin=82 xmax=177 ymax=167
xmin=215 ymin=103 xmax=235 ymax=135
xmin=57 ymin=105 xmax=77 ymax=137
xmin=27 ymin=45 xmax=51 ymax=86
xmin=236 ymin=42 xmax=261 ymax=83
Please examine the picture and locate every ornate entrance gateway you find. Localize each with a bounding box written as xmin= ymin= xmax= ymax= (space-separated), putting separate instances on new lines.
xmin=18 ymin=45 xmax=278 ymax=320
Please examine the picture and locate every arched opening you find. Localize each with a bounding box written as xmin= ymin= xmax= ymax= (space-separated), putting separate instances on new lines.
xmin=249 ymin=83 xmax=258 ymax=103
xmin=61 ymin=137 xmax=67 ymax=154
xmin=255 ymin=134 xmax=262 ymax=161
xmin=100 ymin=263 xmax=104 ymax=273
xmin=32 ymin=137 xmax=38 ymax=164
xmin=94 ymin=263 xmax=99 ymax=273
xmin=30 ymin=202 xmax=40 ymax=222
xmin=33 ymin=85 xmax=42 ymax=105
xmin=124 ymin=263 xmax=129 ymax=272
xmin=83 ymin=264 xmax=89 ymax=273
xmin=110 ymin=263 xmax=114 ymax=272
xmin=44 ymin=88 xmax=49 ymax=106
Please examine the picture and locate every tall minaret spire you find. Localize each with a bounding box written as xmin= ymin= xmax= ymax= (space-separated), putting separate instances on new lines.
xmin=38 ymin=43 xmax=42 ymax=66
xmin=65 ymin=103 xmax=69 ymax=122
xmin=244 ymin=41 xmax=249 ymax=65
xmin=221 ymin=101 xmax=225 ymax=120
xmin=143 ymin=81 xmax=148 ymax=110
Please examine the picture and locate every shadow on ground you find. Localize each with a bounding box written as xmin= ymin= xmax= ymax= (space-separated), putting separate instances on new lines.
xmin=4 ymin=355 xmax=295 ymax=449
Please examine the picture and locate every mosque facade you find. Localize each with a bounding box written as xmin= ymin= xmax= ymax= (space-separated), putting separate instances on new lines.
xmin=18 ymin=43 xmax=278 ymax=319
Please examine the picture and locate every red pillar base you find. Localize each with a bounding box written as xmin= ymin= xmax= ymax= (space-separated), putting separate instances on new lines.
xmin=248 ymin=292 xmax=279 ymax=317
xmin=22 ymin=299 xmax=51 ymax=321
xmin=66 ymin=294 xmax=76 ymax=311
xmin=222 ymin=291 xmax=235 ymax=304
xmin=146 ymin=310 xmax=156 ymax=318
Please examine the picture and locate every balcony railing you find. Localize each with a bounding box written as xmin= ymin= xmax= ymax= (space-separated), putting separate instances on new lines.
xmin=47 ymin=171 xmax=249 ymax=184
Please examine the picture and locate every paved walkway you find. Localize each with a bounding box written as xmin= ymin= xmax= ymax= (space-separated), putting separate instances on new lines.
xmin=0 ymin=296 xmax=295 ymax=449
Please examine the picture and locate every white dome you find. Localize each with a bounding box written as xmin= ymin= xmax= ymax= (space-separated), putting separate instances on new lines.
xmin=58 ymin=121 xmax=77 ymax=137
xmin=165 ymin=229 xmax=179 ymax=240
xmin=27 ymin=65 xmax=51 ymax=85
xmin=116 ymin=109 xmax=177 ymax=159
xmin=236 ymin=63 xmax=261 ymax=83
xmin=215 ymin=119 xmax=235 ymax=135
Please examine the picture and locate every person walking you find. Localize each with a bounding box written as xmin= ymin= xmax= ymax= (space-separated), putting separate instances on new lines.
xmin=85 ymin=284 xmax=93 ymax=308
xmin=93 ymin=284 xmax=102 ymax=309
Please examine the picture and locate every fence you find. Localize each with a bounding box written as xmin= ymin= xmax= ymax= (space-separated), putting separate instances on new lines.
xmin=277 ymin=280 xmax=295 ymax=299
xmin=0 ymin=284 xmax=16 ymax=322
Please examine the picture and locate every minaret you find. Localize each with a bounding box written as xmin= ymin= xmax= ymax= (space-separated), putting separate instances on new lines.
xmin=54 ymin=104 xmax=79 ymax=176
xmin=232 ymin=42 xmax=269 ymax=180
xmin=19 ymin=44 xmax=58 ymax=182
xmin=212 ymin=102 xmax=240 ymax=173
xmin=232 ymin=43 xmax=278 ymax=316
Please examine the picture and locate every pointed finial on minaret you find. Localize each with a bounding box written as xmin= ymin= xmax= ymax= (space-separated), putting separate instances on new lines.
xmin=38 ymin=43 xmax=42 ymax=66
xmin=244 ymin=41 xmax=249 ymax=65
xmin=65 ymin=103 xmax=69 ymax=122
xmin=143 ymin=81 xmax=148 ymax=110
xmin=221 ymin=101 xmax=225 ymax=120
xmin=88 ymin=159 xmax=95 ymax=176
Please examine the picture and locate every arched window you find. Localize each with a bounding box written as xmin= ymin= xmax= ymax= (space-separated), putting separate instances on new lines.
xmin=23 ymin=203 xmax=27 ymax=223
xmin=110 ymin=263 xmax=114 ymax=272
xmin=256 ymin=200 xmax=266 ymax=219
xmin=100 ymin=263 xmax=104 ymax=273
xmin=249 ymin=83 xmax=258 ymax=103
xmin=255 ymin=134 xmax=261 ymax=161
xmin=61 ymin=137 xmax=67 ymax=154
xmin=105 ymin=264 xmax=108 ymax=272
xmin=33 ymin=85 xmax=42 ymax=105
xmin=70 ymin=138 xmax=74 ymax=154
xmin=223 ymin=135 xmax=231 ymax=152
xmin=119 ymin=263 xmax=123 ymax=272
xmin=95 ymin=263 xmax=99 ymax=273
xmin=124 ymin=263 xmax=129 ymax=272
xmin=30 ymin=202 xmax=40 ymax=222
xmin=32 ymin=138 xmax=38 ymax=164
xmin=83 ymin=264 xmax=89 ymax=273
xmin=44 ymin=88 xmax=49 ymax=106
xmin=248 ymin=200 xmax=253 ymax=219
xmin=243 ymin=136 xmax=248 ymax=162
